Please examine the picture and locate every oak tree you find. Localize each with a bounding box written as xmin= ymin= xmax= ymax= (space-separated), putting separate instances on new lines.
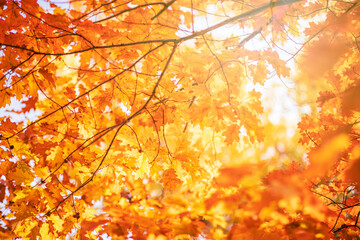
xmin=0 ymin=0 xmax=359 ymax=239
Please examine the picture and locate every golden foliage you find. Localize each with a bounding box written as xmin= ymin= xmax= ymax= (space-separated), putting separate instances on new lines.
xmin=0 ymin=0 xmax=360 ymax=239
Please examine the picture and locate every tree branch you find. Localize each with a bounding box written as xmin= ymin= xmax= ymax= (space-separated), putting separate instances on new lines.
xmin=151 ymin=0 xmax=176 ymax=20
xmin=94 ymin=2 xmax=167 ymax=23
xmin=1 ymin=0 xmax=303 ymax=56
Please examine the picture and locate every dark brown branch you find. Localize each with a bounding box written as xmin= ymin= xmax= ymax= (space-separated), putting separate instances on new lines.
xmin=95 ymin=2 xmax=167 ymax=23
xmin=45 ymin=125 xmax=121 ymax=214
xmin=37 ymin=44 xmax=168 ymax=184
xmin=305 ymin=130 xmax=319 ymax=146
xmin=36 ymin=125 xmax=114 ymax=185
xmin=125 ymin=124 xmax=143 ymax=152
xmin=45 ymin=43 xmax=177 ymax=214
xmin=344 ymin=0 xmax=360 ymax=14
xmin=13 ymin=0 xmax=95 ymax=48
xmin=331 ymin=208 xmax=345 ymax=233
xmin=311 ymin=189 xmax=343 ymax=209
xmin=151 ymin=0 xmax=176 ymax=20
xmin=2 ymin=0 xmax=302 ymax=56
xmin=355 ymin=211 xmax=360 ymax=226
xmin=313 ymin=185 xmax=360 ymax=234
xmin=180 ymin=0 xmax=303 ymax=42
xmin=5 ymin=43 xmax=166 ymax=140
xmin=0 ymin=55 xmax=47 ymax=92
xmin=0 ymin=53 xmax=35 ymax=83
xmin=238 ymin=18 xmax=273 ymax=48
xmin=0 ymin=39 xmax=174 ymax=56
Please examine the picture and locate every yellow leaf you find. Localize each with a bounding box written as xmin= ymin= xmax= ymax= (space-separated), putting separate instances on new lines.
xmin=135 ymin=153 xmax=150 ymax=179
xmin=40 ymin=222 xmax=53 ymax=240
xmin=49 ymin=215 xmax=64 ymax=232
xmin=10 ymin=162 xmax=34 ymax=185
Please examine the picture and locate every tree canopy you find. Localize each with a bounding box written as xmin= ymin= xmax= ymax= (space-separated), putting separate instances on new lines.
xmin=0 ymin=0 xmax=360 ymax=239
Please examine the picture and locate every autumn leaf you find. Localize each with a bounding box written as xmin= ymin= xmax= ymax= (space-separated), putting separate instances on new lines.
xmin=223 ymin=124 xmax=241 ymax=145
xmin=38 ymin=69 xmax=56 ymax=89
xmin=306 ymin=133 xmax=350 ymax=178
xmin=0 ymin=118 xmax=18 ymax=135
xmin=214 ymin=164 xmax=260 ymax=187
xmin=316 ymin=90 xmax=336 ymax=107
xmin=20 ymin=96 xmax=38 ymax=112
xmin=9 ymin=162 xmax=34 ymax=185
xmin=342 ymin=84 xmax=360 ymax=115
xmin=345 ymin=156 xmax=360 ymax=188
xmin=0 ymin=183 xmax=6 ymax=202
xmin=1 ymin=0 xmax=360 ymax=238
xmin=160 ymin=168 xmax=182 ymax=192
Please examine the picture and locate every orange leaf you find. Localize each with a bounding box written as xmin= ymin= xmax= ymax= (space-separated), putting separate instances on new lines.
xmin=39 ymin=69 xmax=56 ymax=89
xmin=160 ymin=168 xmax=182 ymax=192
xmin=214 ymin=164 xmax=259 ymax=187
xmin=223 ymin=124 xmax=240 ymax=145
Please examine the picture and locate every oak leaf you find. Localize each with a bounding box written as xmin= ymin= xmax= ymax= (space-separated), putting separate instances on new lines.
xmin=160 ymin=169 xmax=182 ymax=192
